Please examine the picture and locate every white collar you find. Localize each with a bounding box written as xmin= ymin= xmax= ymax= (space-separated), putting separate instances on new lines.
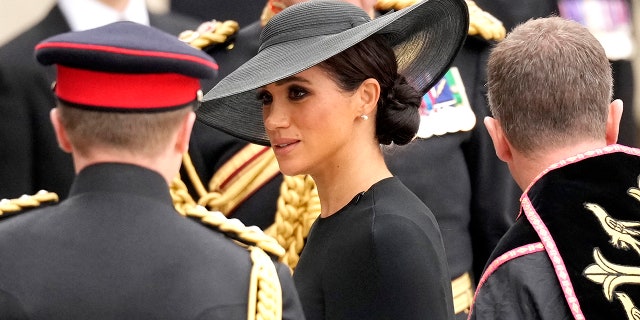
xmin=58 ymin=0 xmax=150 ymax=32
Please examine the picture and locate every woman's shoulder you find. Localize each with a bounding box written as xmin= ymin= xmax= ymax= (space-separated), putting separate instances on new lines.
xmin=369 ymin=177 xmax=432 ymax=213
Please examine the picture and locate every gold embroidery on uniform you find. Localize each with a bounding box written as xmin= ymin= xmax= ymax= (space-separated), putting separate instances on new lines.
xmin=583 ymin=174 xmax=640 ymax=319
xmin=585 ymin=203 xmax=640 ymax=254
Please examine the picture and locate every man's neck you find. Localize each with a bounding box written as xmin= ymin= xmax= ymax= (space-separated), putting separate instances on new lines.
xmin=512 ymin=140 xmax=609 ymax=191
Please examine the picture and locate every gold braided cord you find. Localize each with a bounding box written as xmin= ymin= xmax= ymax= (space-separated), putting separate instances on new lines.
xmin=179 ymin=205 xmax=285 ymax=320
xmin=0 ymin=190 xmax=59 ymax=215
xmin=266 ymin=175 xmax=321 ymax=270
xmin=173 ymin=146 xmax=280 ymax=217
xmin=247 ymin=246 xmax=283 ymax=320
xmin=183 ymin=205 xmax=286 ymax=258
xmin=170 ymin=176 xmax=197 ymax=217
xmin=179 ymin=19 xmax=240 ymax=50
xmin=374 ymin=0 xmax=506 ymax=41
xmin=182 ymin=152 xmax=208 ymax=198
xmin=200 ymin=146 xmax=280 ymax=215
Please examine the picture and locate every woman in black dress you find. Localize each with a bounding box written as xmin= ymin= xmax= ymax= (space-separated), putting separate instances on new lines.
xmin=198 ymin=1 xmax=468 ymax=318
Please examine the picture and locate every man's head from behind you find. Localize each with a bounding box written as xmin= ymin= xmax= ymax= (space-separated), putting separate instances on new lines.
xmin=486 ymin=16 xmax=615 ymax=156
xmin=35 ymin=21 xmax=217 ymax=178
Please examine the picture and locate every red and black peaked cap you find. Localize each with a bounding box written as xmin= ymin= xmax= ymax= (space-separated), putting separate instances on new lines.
xmin=35 ymin=21 xmax=218 ymax=111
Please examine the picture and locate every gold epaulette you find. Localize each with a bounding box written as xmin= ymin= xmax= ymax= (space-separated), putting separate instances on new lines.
xmin=183 ymin=205 xmax=286 ymax=260
xmin=182 ymin=205 xmax=285 ymax=320
xmin=375 ymin=0 xmax=506 ymax=41
xmin=0 ymin=190 xmax=59 ymax=217
xmin=179 ymin=19 xmax=240 ymax=50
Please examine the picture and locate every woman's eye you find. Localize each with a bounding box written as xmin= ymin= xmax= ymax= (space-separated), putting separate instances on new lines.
xmin=289 ymin=86 xmax=308 ymax=100
xmin=257 ymin=90 xmax=273 ymax=105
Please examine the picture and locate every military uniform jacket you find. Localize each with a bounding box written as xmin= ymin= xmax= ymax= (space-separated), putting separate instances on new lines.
xmin=0 ymin=163 xmax=304 ymax=319
xmin=470 ymin=145 xmax=640 ymax=320
xmin=0 ymin=5 xmax=201 ymax=200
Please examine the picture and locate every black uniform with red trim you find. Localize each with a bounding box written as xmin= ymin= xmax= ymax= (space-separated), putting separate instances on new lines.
xmin=470 ymin=145 xmax=640 ymax=320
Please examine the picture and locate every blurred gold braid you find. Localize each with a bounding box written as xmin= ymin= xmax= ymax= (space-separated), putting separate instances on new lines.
xmin=0 ymin=190 xmax=59 ymax=216
xmin=375 ymin=0 xmax=506 ymax=41
xmin=178 ymin=19 xmax=240 ymax=49
xmin=172 ymin=146 xmax=280 ymax=216
xmin=266 ymin=175 xmax=321 ymax=270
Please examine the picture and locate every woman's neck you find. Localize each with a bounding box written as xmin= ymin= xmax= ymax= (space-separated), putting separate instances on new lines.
xmin=312 ymin=146 xmax=392 ymax=218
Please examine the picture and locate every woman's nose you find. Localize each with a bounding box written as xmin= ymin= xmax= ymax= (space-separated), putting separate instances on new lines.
xmin=263 ymin=103 xmax=289 ymax=131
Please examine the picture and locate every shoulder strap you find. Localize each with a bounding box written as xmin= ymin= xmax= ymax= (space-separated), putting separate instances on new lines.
xmin=183 ymin=205 xmax=286 ymax=320
xmin=0 ymin=190 xmax=59 ymax=217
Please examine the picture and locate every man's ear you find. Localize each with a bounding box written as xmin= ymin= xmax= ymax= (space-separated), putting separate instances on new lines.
xmin=605 ymin=99 xmax=623 ymax=145
xmin=50 ymin=108 xmax=73 ymax=153
xmin=484 ymin=116 xmax=513 ymax=163
xmin=175 ymin=111 xmax=196 ymax=154
xmin=356 ymin=78 xmax=380 ymax=118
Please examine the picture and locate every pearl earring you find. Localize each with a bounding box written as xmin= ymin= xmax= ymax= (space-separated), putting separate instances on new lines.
xmin=360 ymin=114 xmax=369 ymax=120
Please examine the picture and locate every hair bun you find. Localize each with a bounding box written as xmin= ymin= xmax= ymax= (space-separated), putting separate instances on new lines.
xmin=376 ymin=74 xmax=421 ymax=145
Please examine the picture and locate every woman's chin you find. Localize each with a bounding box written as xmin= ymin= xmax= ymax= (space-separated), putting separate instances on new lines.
xmin=275 ymin=161 xmax=305 ymax=177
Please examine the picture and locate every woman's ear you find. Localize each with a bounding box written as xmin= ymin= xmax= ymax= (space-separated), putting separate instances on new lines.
xmin=356 ymin=78 xmax=380 ymax=117
xmin=50 ymin=108 xmax=73 ymax=153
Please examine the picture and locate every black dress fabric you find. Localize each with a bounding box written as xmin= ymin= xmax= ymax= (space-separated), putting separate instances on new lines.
xmin=293 ymin=177 xmax=453 ymax=320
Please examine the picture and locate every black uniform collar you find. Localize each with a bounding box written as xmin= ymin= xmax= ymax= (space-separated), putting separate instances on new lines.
xmin=68 ymin=162 xmax=172 ymax=206
xmin=521 ymin=146 xmax=640 ymax=319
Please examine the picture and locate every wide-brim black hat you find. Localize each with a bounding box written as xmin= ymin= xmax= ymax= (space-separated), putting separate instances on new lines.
xmin=198 ymin=0 xmax=469 ymax=146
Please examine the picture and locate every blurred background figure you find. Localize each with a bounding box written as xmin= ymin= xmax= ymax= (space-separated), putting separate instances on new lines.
xmin=170 ymin=0 xmax=263 ymax=27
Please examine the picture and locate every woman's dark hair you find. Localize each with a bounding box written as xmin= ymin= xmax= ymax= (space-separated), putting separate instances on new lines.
xmin=317 ymin=34 xmax=421 ymax=145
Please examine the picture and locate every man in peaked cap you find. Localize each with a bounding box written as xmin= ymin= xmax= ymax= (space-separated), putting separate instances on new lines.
xmin=0 ymin=22 xmax=304 ymax=320
xmin=0 ymin=0 xmax=203 ymax=201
